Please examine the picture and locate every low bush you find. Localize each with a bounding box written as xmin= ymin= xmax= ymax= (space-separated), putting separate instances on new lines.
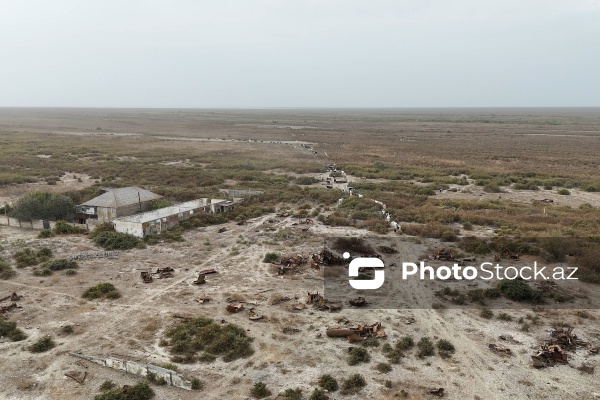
xmin=0 ymin=318 xmax=27 ymax=341
xmin=417 ymin=337 xmax=435 ymax=358
xmin=437 ymin=339 xmax=456 ymax=358
xmin=165 ymin=317 xmax=253 ymax=363
xmin=318 ymin=374 xmax=338 ymax=392
xmin=250 ymin=382 xmax=271 ymax=399
xmin=376 ymin=362 xmax=392 ymax=373
xmin=309 ymin=388 xmax=329 ymax=400
xmin=348 ymin=347 xmax=370 ymax=365
xmin=53 ymin=220 xmax=85 ymax=235
xmin=341 ymin=373 xmax=366 ymax=394
xmin=14 ymin=248 xmax=39 ymax=268
xmin=497 ymin=279 xmax=542 ymax=303
xmin=0 ymin=259 xmax=16 ymax=280
xmin=82 ymin=283 xmax=121 ymax=300
xmin=38 ymin=229 xmax=53 ymax=238
xmin=263 ymin=252 xmax=280 ymax=263
xmin=557 ymin=188 xmax=571 ymax=195
xmin=282 ymin=387 xmax=303 ymax=400
xmin=92 ymin=228 xmax=145 ymax=250
xmin=94 ymin=381 xmax=155 ymax=400
xmin=29 ymin=336 xmax=55 ymax=353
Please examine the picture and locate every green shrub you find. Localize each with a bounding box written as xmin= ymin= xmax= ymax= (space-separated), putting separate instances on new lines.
xmin=53 ymin=220 xmax=85 ymax=235
xmin=309 ymin=388 xmax=329 ymax=400
xmin=45 ymin=259 xmax=78 ymax=271
xmin=38 ymin=229 xmax=54 ymax=238
xmin=348 ymin=347 xmax=370 ymax=365
xmin=251 ymin=382 xmax=271 ymax=399
xmin=93 ymin=231 xmax=144 ymax=250
xmin=282 ymin=387 xmax=303 ymax=399
xmin=82 ymin=283 xmax=121 ymax=300
xmin=65 ymin=269 xmax=77 ymax=276
xmin=376 ymin=362 xmax=392 ymax=373
xmin=36 ymin=247 xmax=53 ymax=260
xmin=437 ymin=339 xmax=456 ymax=358
xmin=165 ymin=317 xmax=253 ymax=363
xmin=0 ymin=259 xmax=16 ymax=280
xmin=33 ymin=267 xmax=53 ymax=276
xmin=94 ymin=381 xmax=155 ymax=400
xmin=462 ymin=221 xmax=473 ymax=230
xmin=341 ymin=373 xmax=366 ymax=394
xmin=318 ymin=374 xmax=338 ymax=392
xmin=61 ymin=325 xmax=74 ymax=334
xmin=99 ymin=380 xmax=117 ymax=392
xmin=497 ymin=279 xmax=542 ymax=303
xmin=14 ymin=248 xmax=39 ymax=268
xmin=29 ymin=336 xmax=55 ymax=353
xmin=480 ymin=308 xmax=494 ymax=319
xmin=417 ymin=337 xmax=435 ymax=358
xmin=557 ymin=188 xmax=571 ymax=195
xmin=497 ymin=312 xmax=513 ymax=321
xmin=0 ymin=318 xmax=27 ymax=341
xmin=263 ymin=252 xmax=280 ymax=263
xmin=191 ymin=378 xmax=204 ymax=390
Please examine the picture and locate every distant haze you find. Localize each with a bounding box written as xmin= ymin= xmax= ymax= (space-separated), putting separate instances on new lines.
xmin=1 ymin=1 xmax=599 ymax=108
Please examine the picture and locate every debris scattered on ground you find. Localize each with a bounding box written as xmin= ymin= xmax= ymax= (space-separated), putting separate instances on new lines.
xmin=532 ymin=327 xmax=596 ymax=368
xmin=348 ymin=297 xmax=367 ymax=307
xmin=226 ymin=303 xmax=244 ymax=313
xmin=65 ymin=371 xmax=87 ymax=385
xmin=429 ymin=387 xmax=445 ymax=397
xmin=488 ymin=343 xmax=512 ymax=355
xmin=326 ymin=322 xmax=385 ymax=342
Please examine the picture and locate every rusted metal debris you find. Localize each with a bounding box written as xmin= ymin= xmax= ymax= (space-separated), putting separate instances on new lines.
xmin=306 ymin=291 xmax=343 ymax=312
xmin=193 ymin=274 xmax=206 ymax=285
xmin=532 ymin=344 xmax=568 ymax=368
xmin=488 ymin=343 xmax=512 ymax=355
xmin=348 ymin=297 xmax=367 ymax=307
xmin=65 ymin=371 xmax=87 ymax=384
xmin=319 ymin=249 xmax=345 ymax=265
xmin=532 ymin=327 xmax=597 ymax=368
xmin=326 ymin=322 xmax=385 ymax=342
xmin=140 ymin=271 xmax=153 ymax=283
xmin=198 ymin=269 xmax=217 ymax=276
xmin=248 ymin=310 xmax=264 ymax=321
xmin=434 ymin=248 xmax=454 ymax=261
xmin=429 ymin=387 xmax=444 ymax=397
xmin=0 ymin=293 xmax=22 ymax=302
xmin=196 ymin=297 xmax=210 ymax=304
xmin=218 ymin=227 xmax=227 ymax=233
xmin=226 ymin=303 xmax=244 ymax=313
xmin=282 ymin=327 xmax=301 ymax=334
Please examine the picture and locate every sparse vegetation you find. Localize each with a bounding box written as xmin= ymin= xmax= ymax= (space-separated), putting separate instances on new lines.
xmin=94 ymin=381 xmax=155 ymax=400
xmin=0 ymin=318 xmax=27 ymax=341
xmin=282 ymin=387 xmax=303 ymax=399
xmin=341 ymin=373 xmax=367 ymax=394
xmin=318 ymin=374 xmax=339 ymax=392
xmin=263 ymin=252 xmax=280 ymax=263
xmin=437 ymin=339 xmax=456 ymax=359
xmin=348 ymin=346 xmax=370 ymax=365
xmin=29 ymin=336 xmax=55 ymax=353
xmin=250 ymin=382 xmax=271 ymax=399
xmin=82 ymin=282 xmax=121 ymax=300
xmin=417 ymin=337 xmax=435 ymax=358
xmin=165 ymin=317 xmax=253 ymax=363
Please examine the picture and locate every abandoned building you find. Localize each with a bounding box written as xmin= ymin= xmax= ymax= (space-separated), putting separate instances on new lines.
xmin=112 ymin=198 xmax=235 ymax=237
xmin=75 ymin=187 xmax=163 ymax=224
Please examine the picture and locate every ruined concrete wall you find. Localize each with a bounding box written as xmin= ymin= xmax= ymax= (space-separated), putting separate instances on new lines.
xmin=113 ymin=220 xmax=144 ymax=237
xmin=0 ymin=217 xmax=56 ymax=230
xmin=70 ymin=353 xmax=192 ymax=390
xmin=116 ymin=202 xmax=154 ymax=218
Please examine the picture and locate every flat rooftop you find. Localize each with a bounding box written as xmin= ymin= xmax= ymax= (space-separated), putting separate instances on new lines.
xmin=114 ymin=198 xmax=227 ymax=224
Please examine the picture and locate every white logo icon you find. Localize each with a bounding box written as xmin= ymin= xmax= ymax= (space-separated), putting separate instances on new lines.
xmin=348 ymin=257 xmax=385 ymax=290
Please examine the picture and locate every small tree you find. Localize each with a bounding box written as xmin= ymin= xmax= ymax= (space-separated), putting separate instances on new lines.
xmin=11 ymin=192 xmax=75 ymax=221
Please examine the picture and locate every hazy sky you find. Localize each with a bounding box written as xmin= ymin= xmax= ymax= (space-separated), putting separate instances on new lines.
xmin=1 ymin=1 xmax=599 ymax=108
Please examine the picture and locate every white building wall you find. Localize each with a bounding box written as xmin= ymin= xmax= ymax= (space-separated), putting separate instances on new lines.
xmin=114 ymin=220 xmax=144 ymax=238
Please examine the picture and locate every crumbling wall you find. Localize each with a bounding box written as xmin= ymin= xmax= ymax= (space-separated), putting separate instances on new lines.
xmin=70 ymin=352 xmax=193 ymax=390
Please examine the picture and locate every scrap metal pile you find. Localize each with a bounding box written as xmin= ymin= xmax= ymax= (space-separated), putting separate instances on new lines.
xmin=532 ymin=327 xmax=597 ymax=368
xmin=140 ymin=267 xmax=176 ymax=283
xmin=0 ymin=293 xmax=23 ymax=319
xmin=326 ymin=322 xmax=386 ymax=343
xmin=276 ymin=254 xmax=308 ymax=275
xmin=306 ymin=291 xmax=342 ymax=312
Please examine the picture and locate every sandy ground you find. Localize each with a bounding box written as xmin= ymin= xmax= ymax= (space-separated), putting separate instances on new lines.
xmin=1 ymin=214 xmax=599 ymax=400
xmin=0 ymin=173 xmax=96 ymax=207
